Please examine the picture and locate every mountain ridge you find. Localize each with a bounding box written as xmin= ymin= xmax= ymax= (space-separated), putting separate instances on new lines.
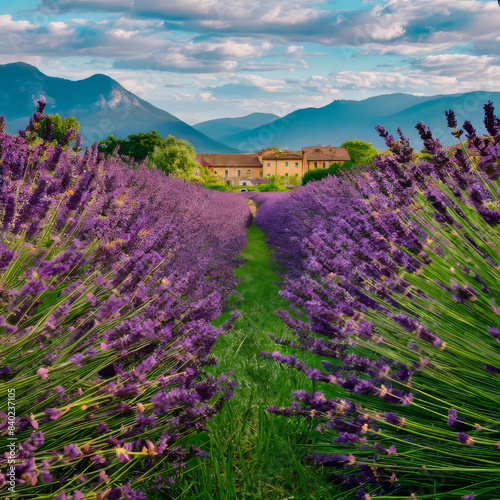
xmin=2 ymin=63 xmax=498 ymax=154
xmin=193 ymin=112 xmax=280 ymax=143
xmin=0 ymin=62 xmax=236 ymax=152
xmin=218 ymin=91 xmax=500 ymax=152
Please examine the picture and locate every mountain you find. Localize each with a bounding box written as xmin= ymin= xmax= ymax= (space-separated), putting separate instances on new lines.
xmin=193 ymin=112 xmax=279 ymax=143
xmin=216 ymin=92 xmax=500 ymax=152
xmin=0 ymin=62 xmax=235 ymax=152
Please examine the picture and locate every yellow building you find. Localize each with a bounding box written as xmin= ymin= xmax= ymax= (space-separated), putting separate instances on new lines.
xmin=302 ymin=145 xmax=351 ymax=171
xmin=195 ymin=153 xmax=263 ymax=185
xmin=260 ymin=150 xmax=304 ymax=179
xmin=196 ymin=145 xmax=351 ymax=184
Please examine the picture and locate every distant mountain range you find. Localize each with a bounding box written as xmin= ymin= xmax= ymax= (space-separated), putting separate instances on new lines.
xmin=199 ymin=92 xmax=500 ymax=152
xmin=0 ymin=62 xmax=235 ymax=152
xmin=193 ymin=113 xmax=279 ymax=143
xmin=2 ymin=63 xmax=498 ymax=154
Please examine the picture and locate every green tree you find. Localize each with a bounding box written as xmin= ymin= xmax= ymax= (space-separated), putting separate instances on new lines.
xmin=197 ymin=166 xmax=225 ymax=188
xmin=148 ymin=135 xmax=199 ymax=179
xmin=37 ymin=114 xmax=80 ymax=149
xmin=98 ymin=130 xmax=164 ymax=161
xmin=48 ymin=114 xmax=79 ymax=145
xmin=341 ymin=139 xmax=379 ymax=166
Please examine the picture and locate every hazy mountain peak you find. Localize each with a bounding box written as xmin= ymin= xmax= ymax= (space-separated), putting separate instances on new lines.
xmin=0 ymin=62 xmax=236 ymax=152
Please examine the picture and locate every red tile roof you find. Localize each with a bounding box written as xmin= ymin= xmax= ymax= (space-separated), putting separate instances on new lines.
xmin=195 ymin=153 xmax=262 ymax=167
xmin=302 ymin=145 xmax=351 ymax=162
xmin=262 ymin=150 xmax=302 ymax=160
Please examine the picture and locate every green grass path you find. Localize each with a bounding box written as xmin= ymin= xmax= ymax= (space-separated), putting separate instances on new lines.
xmin=171 ymin=224 xmax=339 ymax=499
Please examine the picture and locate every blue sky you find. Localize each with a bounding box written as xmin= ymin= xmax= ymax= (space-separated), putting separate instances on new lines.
xmin=1 ymin=0 xmax=500 ymax=123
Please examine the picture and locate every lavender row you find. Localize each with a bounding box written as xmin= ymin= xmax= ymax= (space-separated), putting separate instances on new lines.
xmin=255 ymin=103 xmax=500 ymax=498
xmin=0 ymin=101 xmax=251 ymax=499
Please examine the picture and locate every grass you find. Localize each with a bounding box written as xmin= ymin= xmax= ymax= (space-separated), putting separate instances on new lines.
xmin=165 ymin=224 xmax=340 ymax=499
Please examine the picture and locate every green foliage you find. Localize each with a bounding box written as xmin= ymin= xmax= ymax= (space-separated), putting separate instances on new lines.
xmin=197 ymin=166 xmax=227 ymax=189
xmin=47 ymin=114 xmax=80 ymax=146
xmin=301 ymin=161 xmax=354 ymax=185
xmin=287 ymin=174 xmax=300 ymax=187
xmin=98 ymin=130 xmax=164 ymax=161
xmin=258 ymin=175 xmax=288 ymax=192
xmin=98 ymin=131 xmax=201 ymax=181
xmin=148 ymin=135 xmax=200 ymax=179
xmin=341 ymin=139 xmax=379 ymax=166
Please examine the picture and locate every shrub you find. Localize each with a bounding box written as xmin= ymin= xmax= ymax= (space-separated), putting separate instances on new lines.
xmin=301 ymin=161 xmax=354 ymax=185
xmin=340 ymin=139 xmax=379 ymax=167
xmin=257 ymin=175 xmax=288 ymax=192
xmin=0 ymin=101 xmax=251 ymax=498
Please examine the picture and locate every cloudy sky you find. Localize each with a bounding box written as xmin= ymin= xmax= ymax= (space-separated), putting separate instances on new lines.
xmin=1 ymin=0 xmax=500 ymax=123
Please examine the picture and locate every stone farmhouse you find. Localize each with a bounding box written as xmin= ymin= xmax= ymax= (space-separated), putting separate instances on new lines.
xmin=196 ymin=145 xmax=351 ymax=185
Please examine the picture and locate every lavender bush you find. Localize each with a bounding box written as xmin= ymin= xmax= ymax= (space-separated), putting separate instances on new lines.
xmin=256 ymin=103 xmax=500 ymax=498
xmin=0 ymin=100 xmax=251 ymax=499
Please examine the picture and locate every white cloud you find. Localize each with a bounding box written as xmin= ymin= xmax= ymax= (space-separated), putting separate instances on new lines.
xmin=327 ymin=53 xmax=500 ymax=94
xmin=286 ymin=45 xmax=304 ymax=58
xmin=0 ymin=14 xmax=36 ymax=32
xmin=106 ymin=28 xmax=140 ymax=39
xmin=47 ymin=22 xmax=75 ymax=36
xmin=183 ymin=39 xmax=272 ymax=60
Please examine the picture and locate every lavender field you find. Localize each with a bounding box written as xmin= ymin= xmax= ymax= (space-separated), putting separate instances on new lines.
xmin=1 ymin=99 xmax=500 ymax=500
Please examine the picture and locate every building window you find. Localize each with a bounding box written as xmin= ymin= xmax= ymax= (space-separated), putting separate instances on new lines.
xmin=267 ymin=162 xmax=271 ymax=167
xmin=237 ymin=169 xmax=241 ymax=177
xmin=225 ymin=170 xmax=228 ymax=178
xmin=266 ymin=173 xmax=271 ymax=177
xmin=247 ymin=169 xmax=252 ymax=175
xmin=295 ymin=162 xmax=299 ymax=167
xmin=285 ymin=161 xmax=288 ymax=166
xmin=314 ymin=162 xmax=318 ymax=168
xmin=323 ymin=162 xmax=326 ymax=168
xmin=285 ymin=173 xmax=288 ymax=177
xmin=260 ymin=171 xmax=263 ymax=176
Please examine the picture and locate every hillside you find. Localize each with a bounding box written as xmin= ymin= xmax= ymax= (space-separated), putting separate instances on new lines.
xmin=0 ymin=62 xmax=236 ymax=152
xmin=218 ymin=92 xmax=500 ymax=151
xmin=193 ymin=112 xmax=280 ymax=143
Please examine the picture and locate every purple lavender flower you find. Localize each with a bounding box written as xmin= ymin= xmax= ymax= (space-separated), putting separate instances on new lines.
xmin=385 ymin=412 xmax=402 ymax=426
xmin=484 ymin=101 xmax=497 ymax=137
xmin=36 ymin=96 xmax=46 ymax=113
xmin=63 ymin=443 xmax=82 ymax=458
xmin=3 ymin=194 xmax=15 ymax=230
xmin=457 ymin=432 xmax=473 ymax=445
xmin=488 ymin=327 xmax=500 ymax=342
xmin=445 ymin=109 xmax=457 ymax=129
xmin=447 ymin=407 xmax=457 ymax=426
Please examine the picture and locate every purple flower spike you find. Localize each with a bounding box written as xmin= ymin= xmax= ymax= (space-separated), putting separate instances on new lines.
xmin=385 ymin=412 xmax=401 ymax=426
xmin=488 ymin=327 xmax=500 ymax=342
xmin=63 ymin=443 xmax=82 ymax=458
xmin=457 ymin=432 xmax=473 ymax=445
xmin=462 ymin=494 xmax=474 ymax=500
xmin=447 ymin=407 xmax=457 ymax=426
xmin=445 ymin=109 xmax=457 ymax=129
xmin=484 ymin=101 xmax=497 ymax=137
